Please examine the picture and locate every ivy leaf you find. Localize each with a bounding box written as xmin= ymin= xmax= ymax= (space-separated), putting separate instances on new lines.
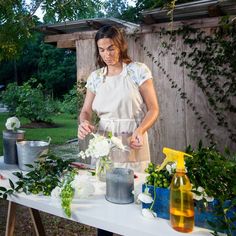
xmin=9 ymin=179 xmax=15 ymax=190
xmin=0 ymin=186 xmax=7 ymax=191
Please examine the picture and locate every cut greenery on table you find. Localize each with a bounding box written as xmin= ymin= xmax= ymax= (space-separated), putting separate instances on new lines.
xmin=0 ymin=153 xmax=95 ymax=217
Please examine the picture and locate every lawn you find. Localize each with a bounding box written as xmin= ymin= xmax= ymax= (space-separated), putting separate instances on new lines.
xmin=0 ymin=112 xmax=78 ymax=155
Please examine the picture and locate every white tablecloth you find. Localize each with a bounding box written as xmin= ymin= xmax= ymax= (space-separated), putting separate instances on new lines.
xmin=0 ymin=156 xmax=216 ymax=236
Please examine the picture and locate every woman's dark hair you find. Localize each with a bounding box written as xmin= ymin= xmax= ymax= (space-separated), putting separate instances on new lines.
xmin=95 ymin=25 xmax=132 ymax=68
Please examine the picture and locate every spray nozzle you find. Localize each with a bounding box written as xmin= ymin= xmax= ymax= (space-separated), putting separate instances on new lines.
xmin=158 ymin=147 xmax=192 ymax=172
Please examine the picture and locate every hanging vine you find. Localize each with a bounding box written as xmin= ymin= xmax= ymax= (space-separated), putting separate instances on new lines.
xmin=128 ymin=17 xmax=235 ymax=144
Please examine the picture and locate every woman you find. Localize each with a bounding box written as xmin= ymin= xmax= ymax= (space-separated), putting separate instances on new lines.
xmin=78 ymin=25 xmax=159 ymax=173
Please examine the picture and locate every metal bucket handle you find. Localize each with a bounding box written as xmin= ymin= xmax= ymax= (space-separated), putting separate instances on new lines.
xmin=46 ymin=136 xmax=51 ymax=145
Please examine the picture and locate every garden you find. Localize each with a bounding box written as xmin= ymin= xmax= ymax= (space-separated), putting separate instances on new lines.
xmin=0 ymin=0 xmax=236 ymax=236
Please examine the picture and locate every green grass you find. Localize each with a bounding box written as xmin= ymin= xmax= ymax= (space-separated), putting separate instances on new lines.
xmin=0 ymin=113 xmax=78 ymax=155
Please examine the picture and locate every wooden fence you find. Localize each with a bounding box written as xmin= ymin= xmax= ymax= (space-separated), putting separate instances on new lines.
xmin=76 ymin=17 xmax=236 ymax=163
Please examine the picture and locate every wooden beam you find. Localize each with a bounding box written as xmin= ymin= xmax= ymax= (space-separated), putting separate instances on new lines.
xmin=57 ymin=40 xmax=76 ymax=49
xmin=44 ymin=30 xmax=97 ymax=43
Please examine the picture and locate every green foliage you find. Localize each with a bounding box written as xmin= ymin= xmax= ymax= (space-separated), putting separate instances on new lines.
xmin=145 ymin=162 xmax=172 ymax=188
xmin=185 ymin=143 xmax=236 ymax=235
xmin=0 ymin=152 xmax=76 ymax=198
xmin=0 ymin=0 xmax=103 ymax=61
xmin=158 ymin=20 xmax=236 ymax=143
xmin=120 ymin=0 xmax=196 ymax=22
xmin=185 ymin=142 xmax=236 ymax=203
xmin=38 ymin=43 xmax=76 ymax=98
xmin=60 ymin=81 xmax=86 ymax=118
xmin=0 ymin=79 xmax=53 ymax=122
xmin=0 ymin=0 xmax=37 ymax=61
xmin=41 ymin=0 xmax=102 ymax=23
xmin=129 ymin=18 xmax=236 ymax=144
xmin=60 ymin=170 xmax=77 ymax=217
xmin=0 ymin=83 xmax=20 ymax=114
xmin=145 ymin=143 xmax=236 ymax=235
xmin=0 ymin=32 xmax=76 ymax=98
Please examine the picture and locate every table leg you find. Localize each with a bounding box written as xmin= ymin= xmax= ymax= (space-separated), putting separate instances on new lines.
xmin=29 ymin=208 xmax=46 ymax=236
xmin=5 ymin=201 xmax=17 ymax=236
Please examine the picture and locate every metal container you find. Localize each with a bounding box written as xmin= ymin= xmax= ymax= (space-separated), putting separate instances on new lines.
xmin=3 ymin=130 xmax=25 ymax=164
xmin=105 ymin=168 xmax=134 ymax=204
xmin=16 ymin=140 xmax=50 ymax=171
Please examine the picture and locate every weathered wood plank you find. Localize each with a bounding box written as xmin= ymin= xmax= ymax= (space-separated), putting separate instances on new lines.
xmin=74 ymin=17 xmax=236 ymax=162
xmin=76 ymin=39 xmax=96 ymax=81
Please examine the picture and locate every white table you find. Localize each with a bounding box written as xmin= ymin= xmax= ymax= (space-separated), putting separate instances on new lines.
xmin=0 ymin=157 xmax=215 ymax=236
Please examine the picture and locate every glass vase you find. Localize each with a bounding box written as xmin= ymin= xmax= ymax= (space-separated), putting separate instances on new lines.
xmin=96 ymin=156 xmax=113 ymax=182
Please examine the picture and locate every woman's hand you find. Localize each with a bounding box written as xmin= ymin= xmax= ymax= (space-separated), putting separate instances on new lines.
xmin=78 ymin=120 xmax=95 ymax=140
xmin=130 ymin=128 xmax=144 ymax=149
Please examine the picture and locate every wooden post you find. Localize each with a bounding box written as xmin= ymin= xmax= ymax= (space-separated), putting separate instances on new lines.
xmin=5 ymin=201 xmax=17 ymax=236
xmin=29 ymin=208 xmax=46 ymax=236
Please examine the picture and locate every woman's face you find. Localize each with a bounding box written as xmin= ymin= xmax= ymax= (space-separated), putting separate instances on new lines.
xmin=97 ymin=38 xmax=121 ymax=66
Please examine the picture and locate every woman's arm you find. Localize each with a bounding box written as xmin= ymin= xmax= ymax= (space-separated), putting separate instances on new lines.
xmin=130 ymin=79 xmax=159 ymax=149
xmin=78 ymin=90 xmax=96 ymax=139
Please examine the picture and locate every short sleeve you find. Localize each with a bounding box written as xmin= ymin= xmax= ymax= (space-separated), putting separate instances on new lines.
xmin=137 ymin=63 xmax=153 ymax=86
xmin=85 ymin=73 xmax=96 ymax=93
xmin=129 ymin=62 xmax=153 ymax=86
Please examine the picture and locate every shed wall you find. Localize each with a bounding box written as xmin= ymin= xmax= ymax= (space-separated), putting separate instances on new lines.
xmin=76 ymin=17 xmax=236 ymax=163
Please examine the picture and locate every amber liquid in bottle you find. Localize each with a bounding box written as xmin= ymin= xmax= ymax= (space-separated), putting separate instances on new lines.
xmin=170 ymin=172 xmax=194 ymax=233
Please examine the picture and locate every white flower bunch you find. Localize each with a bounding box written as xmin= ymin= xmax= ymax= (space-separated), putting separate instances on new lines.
xmin=78 ymin=133 xmax=126 ymax=160
xmin=51 ymin=174 xmax=95 ymax=200
xmin=71 ymin=174 xmax=95 ymax=198
xmin=137 ymin=187 xmax=157 ymax=219
xmin=5 ymin=117 xmax=20 ymax=131
xmin=192 ymin=186 xmax=214 ymax=203
xmin=51 ymin=172 xmax=95 ymax=217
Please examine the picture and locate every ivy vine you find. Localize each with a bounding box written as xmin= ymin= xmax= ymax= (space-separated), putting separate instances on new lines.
xmin=129 ymin=17 xmax=236 ymax=145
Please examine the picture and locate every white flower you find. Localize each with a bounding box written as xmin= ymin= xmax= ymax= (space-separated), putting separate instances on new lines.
xmin=205 ymin=195 xmax=214 ymax=202
xmin=110 ymin=136 xmax=125 ymax=150
xmin=137 ymin=187 xmax=153 ymax=204
xmin=166 ymin=162 xmax=176 ymax=175
xmin=138 ymin=193 xmax=153 ymax=204
xmin=192 ymin=186 xmax=214 ymax=202
xmin=51 ymin=186 xmax=62 ymax=199
xmin=5 ymin=117 xmax=20 ymax=131
xmin=92 ymin=139 xmax=110 ymax=158
xmin=141 ymin=209 xmax=157 ymax=219
xmin=71 ymin=175 xmax=95 ymax=198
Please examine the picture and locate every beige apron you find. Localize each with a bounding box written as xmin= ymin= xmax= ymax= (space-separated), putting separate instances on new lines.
xmin=92 ymin=63 xmax=150 ymax=172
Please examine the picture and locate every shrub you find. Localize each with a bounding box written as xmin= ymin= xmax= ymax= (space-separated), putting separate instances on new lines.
xmin=1 ymin=79 xmax=53 ymax=122
xmin=60 ymin=81 xmax=86 ymax=118
xmin=0 ymin=82 xmax=20 ymax=114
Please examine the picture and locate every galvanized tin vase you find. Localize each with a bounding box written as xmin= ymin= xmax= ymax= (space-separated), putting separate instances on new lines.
xmin=3 ymin=130 xmax=25 ymax=164
xmin=105 ymin=168 xmax=134 ymax=204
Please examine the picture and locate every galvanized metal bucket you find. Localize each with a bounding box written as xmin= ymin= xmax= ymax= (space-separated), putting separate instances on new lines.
xmin=105 ymin=168 xmax=134 ymax=204
xmin=16 ymin=138 xmax=50 ymax=171
xmin=3 ymin=130 xmax=25 ymax=164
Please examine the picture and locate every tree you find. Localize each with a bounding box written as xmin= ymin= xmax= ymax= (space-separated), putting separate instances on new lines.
xmin=102 ymin=0 xmax=128 ymax=19
xmin=0 ymin=0 xmax=102 ymax=61
xmin=38 ymin=43 xmax=76 ymax=98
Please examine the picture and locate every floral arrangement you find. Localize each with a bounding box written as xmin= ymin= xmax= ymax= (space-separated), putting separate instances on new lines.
xmin=78 ymin=133 xmax=127 ymax=180
xmin=138 ymin=142 xmax=236 ymax=235
xmin=78 ymin=132 xmax=126 ymax=159
xmin=5 ymin=116 xmax=20 ymax=131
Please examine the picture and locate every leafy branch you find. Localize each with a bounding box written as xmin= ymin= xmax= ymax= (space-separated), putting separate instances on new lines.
xmin=0 ymin=152 xmax=76 ymax=199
